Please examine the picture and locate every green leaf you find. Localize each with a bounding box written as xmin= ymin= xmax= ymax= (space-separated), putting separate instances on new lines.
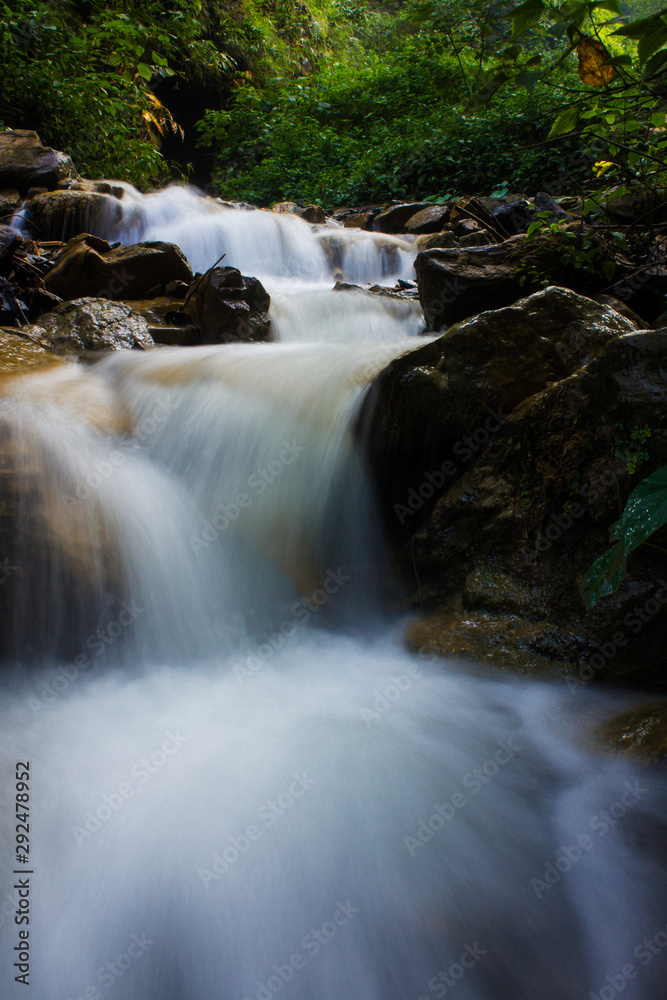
xmin=604 ymin=54 xmax=632 ymax=68
xmin=609 ymin=463 xmax=667 ymax=554
xmin=510 ymin=0 xmax=545 ymax=39
xmin=516 ymin=69 xmax=543 ymax=91
xmin=612 ymin=16 xmax=663 ymax=39
xmin=581 ymin=464 xmax=667 ymax=607
xmin=638 ymin=27 xmax=667 ymax=63
xmin=602 ymin=260 xmax=617 ymax=280
xmin=581 ymin=543 xmax=627 ymax=608
xmin=594 ymin=0 xmax=622 ymax=12
xmin=137 ymin=62 xmax=152 ymax=80
xmin=548 ymin=106 xmax=580 ymax=138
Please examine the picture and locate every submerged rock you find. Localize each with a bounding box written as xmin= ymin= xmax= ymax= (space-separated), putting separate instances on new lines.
xmin=24 ymin=298 xmax=154 ymax=352
xmin=0 ymin=328 xmax=62 ymax=375
xmin=22 ymin=189 xmax=123 ymax=241
xmin=44 ymin=237 xmax=193 ymax=301
xmin=599 ymin=701 xmax=667 ymax=763
xmin=183 ymin=266 xmax=271 ymax=344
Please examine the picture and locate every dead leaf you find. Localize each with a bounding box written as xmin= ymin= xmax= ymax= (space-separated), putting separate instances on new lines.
xmin=577 ymin=36 xmax=614 ymax=87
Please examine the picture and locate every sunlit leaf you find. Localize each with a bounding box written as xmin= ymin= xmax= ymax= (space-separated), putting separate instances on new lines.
xmin=577 ymin=36 xmax=614 ymax=86
xmin=548 ymin=105 xmax=580 ymax=138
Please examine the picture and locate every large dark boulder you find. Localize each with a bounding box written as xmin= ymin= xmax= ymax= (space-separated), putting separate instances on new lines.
xmin=0 ymin=130 xmax=75 ymax=194
xmin=399 ymin=328 xmax=667 ymax=689
xmin=358 ymin=286 xmax=636 ymax=541
xmin=183 ymin=266 xmax=271 ymax=344
xmin=44 ymin=238 xmax=193 ymax=301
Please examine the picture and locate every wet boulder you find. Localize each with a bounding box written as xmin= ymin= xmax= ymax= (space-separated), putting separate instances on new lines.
xmin=373 ymin=202 xmax=432 ymax=234
xmin=414 ymin=231 xmax=643 ymax=330
xmin=358 ymin=286 xmax=637 ymax=543
xmin=404 ymin=205 xmax=450 ymax=235
xmin=22 ymin=189 xmax=123 ymax=242
xmin=399 ymin=329 xmax=667 ymax=689
xmin=0 ymin=189 xmax=21 ymax=224
xmin=0 ymin=130 xmax=75 ymax=194
xmin=24 ymin=298 xmax=154 ymax=353
xmin=183 ymin=266 xmax=271 ymax=344
xmin=44 ymin=237 xmax=193 ymax=301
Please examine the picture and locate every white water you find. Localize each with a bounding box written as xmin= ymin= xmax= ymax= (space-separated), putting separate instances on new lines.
xmin=1 ymin=187 xmax=666 ymax=1000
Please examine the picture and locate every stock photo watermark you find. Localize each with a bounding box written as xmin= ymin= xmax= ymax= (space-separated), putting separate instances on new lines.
xmin=404 ymin=738 xmax=522 ymax=856
xmin=240 ymin=900 xmax=360 ymax=1000
xmin=416 ymin=941 xmax=487 ymax=999
xmin=588 ymin=920 xmax=667 ymax=1000
xmin=393 ymin=407 xmax=507 ymax=525
xmin=198 ymin=771 xmax=316 ymax=888
xmin=565 ymin=581 xmax=667 ymax=694
xmin=529 ymin=779 xmax=649 ymax=898
xmin=232 ymin=566 xmax=351 ymax=684
xmin=65 ymin=931 xmax=154 ymax=1000
xmin=189 ymin=439 xmax=307 ymax=552
xmin=27 ymin=600 xmax=144 ymax=714
xmin=72 ymin=729 xmax=190 ymax=846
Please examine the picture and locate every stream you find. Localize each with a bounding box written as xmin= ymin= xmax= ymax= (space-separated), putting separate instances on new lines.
xmin=1 ymin=185 xmax=666 ymax=1000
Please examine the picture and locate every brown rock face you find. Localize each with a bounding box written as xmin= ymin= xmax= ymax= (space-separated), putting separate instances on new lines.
xmin=183 ymin=266 xmax=271 ymax=344
xmin=44 ymin=239 xmax=193 ymax=301
xmin=0 ymin=130 xmax=75 ymax=194
xmin=404 ymin=205 xmax=450 ymax=234
xmin=373 ymin=202 xmax=432 ymax=234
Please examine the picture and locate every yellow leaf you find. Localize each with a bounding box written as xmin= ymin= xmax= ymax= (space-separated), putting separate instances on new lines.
xmin=577 ymin=36 xmax=614 ymax=87
xmin=593 ymin=160 xmax=615 ymax=177
xmin=142 ymin=111 xmax=163 ymax=134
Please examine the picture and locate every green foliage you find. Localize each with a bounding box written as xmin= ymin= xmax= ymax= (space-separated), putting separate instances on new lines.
xmin=581 ymin=459 xmax=667 ymax=608
xmin=0 ymin=0 xmax=222 ymax=186
xmin=200 ymin=44 xmax=568 ymax=204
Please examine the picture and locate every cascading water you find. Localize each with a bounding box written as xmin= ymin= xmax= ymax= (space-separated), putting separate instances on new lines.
xmin=1 ymin=187 xmax=666 ymax=1000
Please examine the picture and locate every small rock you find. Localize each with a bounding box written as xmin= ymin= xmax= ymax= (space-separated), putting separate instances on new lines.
xmin=299 ymin=205 xmax=326 ymax=224
xmin=183 ymin=266 xmax=271 ymax=344
xmin=373 ymin=202 xmax=432 ymax=234
xmin=344 ymin=210 xmax=375 ymax=230
xmin=29 ymin=298 xmax=154 ymax=352
xmin=404 ymin=205 xmax=450 ymax=235
xmin=535 ymin=191 xmax=573 ymax=223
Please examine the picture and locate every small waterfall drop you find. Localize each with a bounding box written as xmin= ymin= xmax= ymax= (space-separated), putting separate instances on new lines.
xmin=0 ymin=182 xmax=665 ymax=1000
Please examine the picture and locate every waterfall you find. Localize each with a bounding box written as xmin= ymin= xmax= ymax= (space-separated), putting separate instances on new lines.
xmin=0 ymin=184 xmax=665 ymax=1000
